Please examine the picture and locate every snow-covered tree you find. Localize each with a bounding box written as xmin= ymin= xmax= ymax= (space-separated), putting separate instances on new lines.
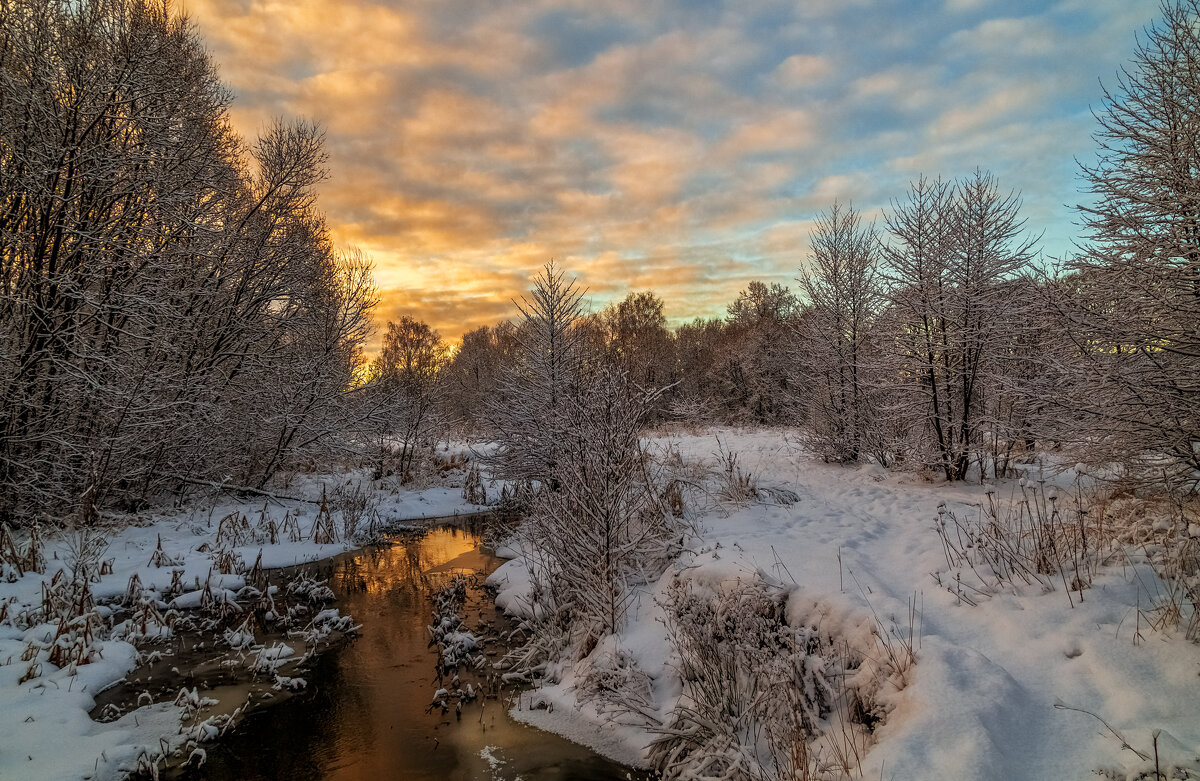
xmin=368 ymin=316 xmax=449 ymax=480
xmin=796 ymin=203 xmax=884 ymax=463
xmin=669 ymin=317 xmax=724 ymax=419
xmin=0 ymin=0 xmax=374 ymax=524
xmin=525 ymin=365 xmax=673 ymax=645
xmin=440 ymin=322 xmax=518 ymax=433
xmin=483 ymin=262 xmax=584 ymax=487
xmin=1047 ymin=0 xmax=1200 ymax=485
xmin=602 ymin=291 xmax=675 ymax=389
xmin=716 ymin=281 xmax=800 ymax=424
xmin=881 ymin=172 xmax=1038 ymax=481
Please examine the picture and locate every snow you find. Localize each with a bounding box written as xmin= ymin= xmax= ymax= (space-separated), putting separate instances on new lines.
xmin=493 ymin=428 xmax=1200 ymax=780
xmin=4 ymin=431 xmax=1197 ymax=780
xmin=0 ymin=468 xmax=487 ymax=781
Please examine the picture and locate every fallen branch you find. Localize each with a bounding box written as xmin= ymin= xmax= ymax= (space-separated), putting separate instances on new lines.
xmin=166 ymin=475 xmax=322 ymax=505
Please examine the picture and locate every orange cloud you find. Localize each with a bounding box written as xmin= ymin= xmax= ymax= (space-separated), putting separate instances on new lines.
xmin=182 ymin=0 xmax=1147 ymax=345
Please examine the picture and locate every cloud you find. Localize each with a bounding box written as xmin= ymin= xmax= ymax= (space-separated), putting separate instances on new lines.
xmin=929 ymin=83 xmax=1046 ymax=138
xmin=182 ymin=0 xmax=1160 ymax=345
xmin=947 ymin=16 xmax=1058 ymax=58
xmin=772 ymin=54 xmax=833 ymax=88
xmin=718 ymin=109 xmax=818 ymax=158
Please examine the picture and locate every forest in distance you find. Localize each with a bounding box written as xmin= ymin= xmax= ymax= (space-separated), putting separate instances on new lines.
xmin=2 ymin=0 xmax=1200 ymax=779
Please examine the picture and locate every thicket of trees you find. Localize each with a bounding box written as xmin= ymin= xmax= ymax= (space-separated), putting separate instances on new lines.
xmin=1045 ymin=0 xmax=1200 ymax=488
xmin=0 ymin=0 xmax=376 ymax=525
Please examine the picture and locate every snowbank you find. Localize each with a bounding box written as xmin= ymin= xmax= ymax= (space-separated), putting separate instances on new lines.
xmin=499 ymin=428 xmax=1200 ymax=780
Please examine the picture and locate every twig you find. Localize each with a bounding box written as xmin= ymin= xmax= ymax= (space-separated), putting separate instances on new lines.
xmin=166 ymin=475 xmax=321 ymax=505
xmin=1053 ymin=700 xmax=1151 ymax=761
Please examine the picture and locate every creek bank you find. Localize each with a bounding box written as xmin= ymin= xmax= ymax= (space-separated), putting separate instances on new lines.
xmin=168 ymin=518 xmax=644 ymax=780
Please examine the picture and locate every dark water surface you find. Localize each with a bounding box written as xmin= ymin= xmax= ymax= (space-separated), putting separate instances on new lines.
xmin=186 ymin=522 xmax=637 ymax=781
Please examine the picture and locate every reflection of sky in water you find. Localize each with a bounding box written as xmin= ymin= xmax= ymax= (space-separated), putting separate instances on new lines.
xmin=192 ymin=526 xmax=638 ymax=781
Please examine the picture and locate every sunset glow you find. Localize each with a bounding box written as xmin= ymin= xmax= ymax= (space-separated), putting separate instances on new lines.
xmin=184 ymin=0 xmax=1154 ymax=345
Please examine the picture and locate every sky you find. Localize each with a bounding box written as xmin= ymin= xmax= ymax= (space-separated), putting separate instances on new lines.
xmin=183 ymin=0 xmax=1158 ymax=346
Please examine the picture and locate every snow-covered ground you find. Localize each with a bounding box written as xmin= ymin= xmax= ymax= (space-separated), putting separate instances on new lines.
xmin=0 ymin=469 xmax=486 ymax=781
xmin=4 ymin=430 xmax=1197 ymax=781
xmin=490 ymin=428 xmax=1200 ymax=780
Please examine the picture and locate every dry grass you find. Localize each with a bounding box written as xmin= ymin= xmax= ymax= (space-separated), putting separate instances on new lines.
xmin=461 ymin=463 xmax=487 ymax=504
xmin=309 ymin=488 xmax=337 ymax=545
xmin=650 ymin=576 xmax=915 ymax=780
xmin=933 ymin=481 xmax=1115 ymax=607
xmin=935 ymin=482 xmax=1200 ymax=641
xmin=330 ymin=479 xmax=381 ymax=542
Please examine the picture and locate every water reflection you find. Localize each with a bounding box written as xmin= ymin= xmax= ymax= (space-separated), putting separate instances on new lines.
xmin=186 ymin=524 xmax=637 ymax=781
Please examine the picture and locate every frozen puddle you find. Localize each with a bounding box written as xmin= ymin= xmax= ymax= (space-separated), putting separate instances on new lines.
xmin=178 ymin=521 xmax=639 ymax=780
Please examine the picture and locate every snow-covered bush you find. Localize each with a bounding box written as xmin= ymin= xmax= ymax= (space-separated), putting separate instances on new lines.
xmin=574 ymin=635 xmax=656 ymax=722
xmin=651 ymin=577 xmax=834 ymax=780
xmin=519 ymin=365 xmax=680 ymax=654
xmin=693 ymin=441 xmax=799 ymax=513
xmin=652 ymin=575 xmax=913 ymax=781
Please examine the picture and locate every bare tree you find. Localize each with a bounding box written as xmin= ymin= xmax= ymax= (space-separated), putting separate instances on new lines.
xmin=881 ymin=172 xmax=1038 ymax=481
xmin=1047 ymin=0 xmax=1200 ymax=486
xmin=796 ymin=203 xmax=884 ymax=462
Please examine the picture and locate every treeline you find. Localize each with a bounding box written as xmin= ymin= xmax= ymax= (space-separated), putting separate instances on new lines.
xmin=407 ymin=151 xmax=1193 ymax=491
xmin=0 ymin=0 xmax=375 ymax=525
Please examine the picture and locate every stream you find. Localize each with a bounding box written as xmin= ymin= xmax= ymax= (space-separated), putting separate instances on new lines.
xmin=179 ymin=518 xmax=641 ymax=780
